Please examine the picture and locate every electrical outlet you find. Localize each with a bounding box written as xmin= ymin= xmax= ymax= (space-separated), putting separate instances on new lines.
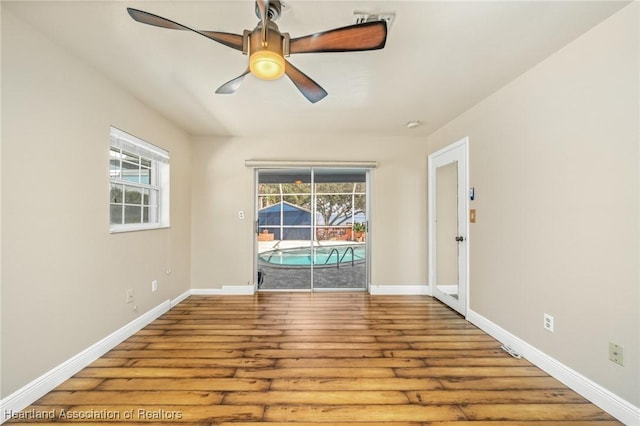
xmin=544 ymin=313 xmax=554 ymax=332
xmin=151 ymin=280 xmax=158 ymax=292
xmin=126 ymin=289 xmax=134 ymax=304
xmin=609 ymin=342 xmax=624 ymax=366
xmin=238 ymin=210 xmax=245 ymax=219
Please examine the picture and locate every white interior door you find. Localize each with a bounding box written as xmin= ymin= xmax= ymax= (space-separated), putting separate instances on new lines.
xmin=428 ymin=138 xmax=468 ymax=316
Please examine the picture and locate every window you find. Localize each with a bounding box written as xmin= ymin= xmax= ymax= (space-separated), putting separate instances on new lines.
xmin=109 ymin=127 xmax=169 ymax=232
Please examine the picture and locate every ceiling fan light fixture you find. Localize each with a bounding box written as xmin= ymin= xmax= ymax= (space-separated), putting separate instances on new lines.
xmin=250 ymin=50 xmax=285 ymax=80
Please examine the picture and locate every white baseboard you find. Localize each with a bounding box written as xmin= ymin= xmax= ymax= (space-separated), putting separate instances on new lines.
xmin=192 ymin=285 xmax=430 ymax=296
xmin=190 ymin=285 xmax=431 ymax=296
xmin=191 ymin=285 xmax=255 ymax=295
xmin=170 ymin=289 xmax=192 ymax=307
xmin=0 ymin=298 xmax=174 ymax=424
xmin=193 ymin=286 xmax=431 ymax=296
xmin=368 ymin=284 xmax=430 ymax=295
xmin=467 ymin=309 xmax=640 ymax=425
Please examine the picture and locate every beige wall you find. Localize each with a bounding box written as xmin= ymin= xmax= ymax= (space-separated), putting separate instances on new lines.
xmin=428 ymin=3 xmax=639 ymax=405
xmin=1 ymin=10 xmax=191 ymax=396
xmin=190 ymin=134 xmax=429 ymax=289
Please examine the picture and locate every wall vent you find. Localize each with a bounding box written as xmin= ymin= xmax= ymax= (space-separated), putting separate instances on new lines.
xmin=353 ymin=12 xmax=395 ymax=29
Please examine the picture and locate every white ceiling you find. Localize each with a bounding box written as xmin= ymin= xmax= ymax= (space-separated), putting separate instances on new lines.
xmin=3 ymin=1 xmax=629 ymax=138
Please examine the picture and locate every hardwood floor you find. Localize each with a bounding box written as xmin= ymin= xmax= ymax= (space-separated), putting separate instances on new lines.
xmin=7 ymin=293 xmax=621 ymax=425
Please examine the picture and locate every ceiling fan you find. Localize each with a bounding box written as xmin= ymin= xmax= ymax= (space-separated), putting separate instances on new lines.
xmin=127 ymin=1 xmax=388 ymax=103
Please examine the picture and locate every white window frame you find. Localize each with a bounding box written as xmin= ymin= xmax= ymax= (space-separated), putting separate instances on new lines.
xmin=109 ymin=127 xmax=170 ymax=233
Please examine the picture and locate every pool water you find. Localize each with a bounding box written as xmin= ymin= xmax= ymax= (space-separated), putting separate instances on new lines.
xmin=260 ymin=245 xmax=366 ymax=267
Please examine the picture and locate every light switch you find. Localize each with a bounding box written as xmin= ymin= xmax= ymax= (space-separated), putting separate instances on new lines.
xmin=470 ymin=209 xmax=476 ymax=223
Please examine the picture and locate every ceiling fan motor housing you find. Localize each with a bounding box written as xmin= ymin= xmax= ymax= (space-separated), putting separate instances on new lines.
xmin=248 ymin=22 xmax=289 ymax=80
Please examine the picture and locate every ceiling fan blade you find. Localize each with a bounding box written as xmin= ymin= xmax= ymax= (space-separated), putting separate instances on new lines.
xmin=127 ymin=8 xmax=243 ymax=51
xmin=215 ymin=69 xmax=251 ymax=94
xmin=284 ymin=61 xmax=327 ymax=103
xmin=290 ymin=21 xmax=387 ymax=54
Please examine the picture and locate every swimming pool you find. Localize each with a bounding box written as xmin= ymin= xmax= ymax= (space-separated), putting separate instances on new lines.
xmin=259 ymin=244 xmax=366 ymax=267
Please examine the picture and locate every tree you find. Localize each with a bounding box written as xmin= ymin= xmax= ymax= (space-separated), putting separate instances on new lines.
xmin=258 ymin=182 xmax=366 ymax=227
xmin=258 ymin=183 xmax=311 ymax=210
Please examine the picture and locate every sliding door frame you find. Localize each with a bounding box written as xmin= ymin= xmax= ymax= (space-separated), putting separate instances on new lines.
xmin=253 ymin=166 xmax=372 ymax=292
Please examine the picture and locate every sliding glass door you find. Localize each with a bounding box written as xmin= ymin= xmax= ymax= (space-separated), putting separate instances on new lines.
xmin=312 ymin=169 xmax=367 ymax=290
xmin=257 ymin=169 xmax=312 ymax=290
xmin=256 ymin=168 xmax=368 ymax=291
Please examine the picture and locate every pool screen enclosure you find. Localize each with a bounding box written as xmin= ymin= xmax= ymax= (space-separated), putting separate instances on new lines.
xmin=256 ymin=168 xmax=369 ymax=291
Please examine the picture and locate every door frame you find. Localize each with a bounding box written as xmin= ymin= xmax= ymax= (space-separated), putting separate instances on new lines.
xmin=253 ymin=167 xmax=371 ymax=292
xmin=428 ymin=137 xmax=469 ymax=316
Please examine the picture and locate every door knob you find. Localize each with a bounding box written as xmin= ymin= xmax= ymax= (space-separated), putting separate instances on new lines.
xmin=455 ymin=236 xmax=464 ymax=242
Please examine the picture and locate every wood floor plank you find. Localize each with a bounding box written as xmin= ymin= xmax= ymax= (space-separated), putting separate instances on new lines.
xmin=103 ymin=349 xmax=245 ymax=358
xmin=406 ymin=389 xmax=589 ymax=405
xmin=2 ymin=423 xmax=209 ymax=426
xmin=405 ymin=423 xmax=621 ymax=426
xmin=124 ymin=357 xmax=276 ymax=368
xmin=6 ymin=293 xmax=621 ymax=425
xmin=53 ymin=378 xmax=104 ymax=391
xmin=270 ymin=377 xmax=444 ymax=391
xmin=215 ymin=421 xmax=424 ymax=426
xmin=284 ymin=329 xmax=402 ymax=336
xmin=75 ymin=367 xmax=236 ymax=378
xmin=263 ymin=404 xmax=467 ymax=422
xmin=275 ymin=357 xmax=426 ymax=368
xmin=216 ymin=423 xmax=425 ymax=426
xmin=96 ymin=378 xmax=270 ymax=391
xmin=145 ymin=324 xmax=275 ymax=330
xmin=400 ymin=328 xmax=485 ymax=335
xmin=223 ymin=390 xmax=410 ymax=405
xmin=385 ymin=349 xmax=508 ymax=358
xmin=215 ymin=423 xmax=622 ymax=426
xmin=112 ymin=342 xmax=147 ymax=350
xmin=278 ymin=342 xmax=410 ymax=350
xmin=373 ymin=322 xmax=475 ymax=330
xmin=244 ymin=349 xmax=384 ymax=358
xmin=235 ymin=367 xmax=396 ymax=379
xmin=252 ymin=335 xmax=378 ymax=343
xmin=378 ymin=334 xmax=496 ymax=342
xmin=35 ymin=404 xmax=264 ymax=422
xmin=127 ymin=335 xmax=254 ymax=343
xmin=460 ymin=403 xmax=616 ymax=421
xmin=409 ymin=341 xmax=502 ymax=350
xmin=144 ymin=342 xmax=279 ymax=350
xmin=164 ymin=329 xmax=284 ymax=336
xmin=395 ymin=366 xmax=548 ymax=378
xmin=422 ymin=356 xmax=533 ymax=367
xmin=36 ymin=390 xmax=224 ymax=405
xmin=135 ymin=329 xmax=167 ymax=335
xmin=86 ymin=358 xmax=128 ymax=368
xmin=439 ymin=376 xmax=568 ymax=390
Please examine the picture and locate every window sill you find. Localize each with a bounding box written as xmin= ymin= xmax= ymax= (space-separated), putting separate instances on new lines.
xmin=110 ymin=224 xmax=170 ymax=234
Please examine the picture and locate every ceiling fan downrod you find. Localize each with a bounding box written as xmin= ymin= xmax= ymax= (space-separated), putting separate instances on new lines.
xmin=255 ymin=0 xmax=282 ymax=22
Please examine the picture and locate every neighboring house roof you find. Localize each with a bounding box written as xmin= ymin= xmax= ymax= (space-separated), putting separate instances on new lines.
xmin=259 ymin=201 xmax=313 ymax=214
